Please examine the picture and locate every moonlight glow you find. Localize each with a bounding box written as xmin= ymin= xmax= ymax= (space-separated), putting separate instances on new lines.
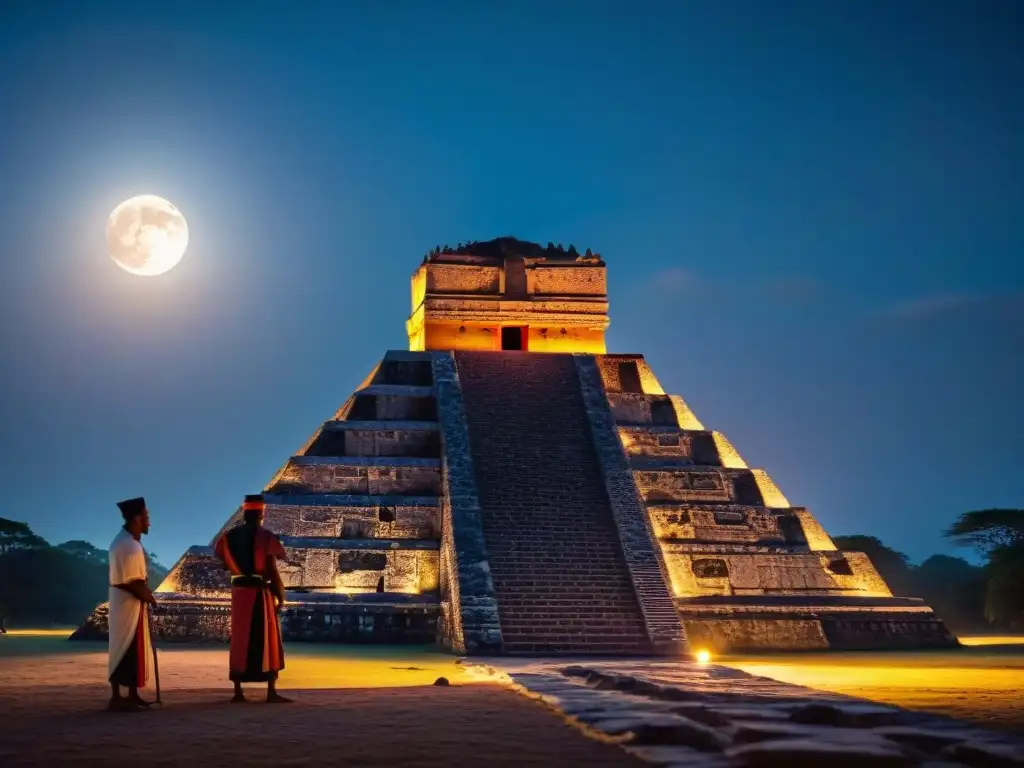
xmin=106 ymin=194 xmax=189 ymax=277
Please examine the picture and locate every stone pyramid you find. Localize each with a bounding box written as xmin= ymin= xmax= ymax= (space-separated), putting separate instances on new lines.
xmin=74 ymin=238 xmax=956 ymax=653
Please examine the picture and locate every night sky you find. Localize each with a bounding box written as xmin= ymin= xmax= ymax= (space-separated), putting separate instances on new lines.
xmin=0 ymin=1 xmax=1020 ymax=567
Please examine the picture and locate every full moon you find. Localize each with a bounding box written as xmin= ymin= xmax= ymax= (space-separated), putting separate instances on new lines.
xmin=106 ymin=194 xmax=189 ymax=277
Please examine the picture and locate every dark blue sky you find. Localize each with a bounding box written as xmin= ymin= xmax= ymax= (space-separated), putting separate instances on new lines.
xmin=1 ymin=1 xmax=1020 ymax=566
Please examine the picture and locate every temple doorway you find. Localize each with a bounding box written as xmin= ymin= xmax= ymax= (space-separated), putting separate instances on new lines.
xmin=501 ymin=326 xmax=526 ymax=351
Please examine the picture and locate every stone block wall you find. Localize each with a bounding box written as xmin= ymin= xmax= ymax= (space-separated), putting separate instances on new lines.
xmin=281 ymin=602 xmax=438 ymax=644
xmin=77 ymin=598 xmax=440 ymax=645
xmin=619 ymin=428 xmax=695 ymax=461
xmin=275 ymin=544 xmax=439 ymax=594
xmin=301 ymin=425 xmax=441 ymax=459
xmin=594 ymin=352 xmax=955 ymax=650
xmin=156 ymin=548 xmax=231 ymax=597
xmin=573 ymin=355 xmax=689 ymax=653
xmin=635 ymin=467 xmax=796 ymax=507
xmin=430 ymin=352 xmax=504 ymax=654
xmin=261 ymin=499 xmax=438 ymax=540
xmin=595 ymin=355 xmax=666 ymax=395
xmin=84 ymin=349 xmax=450 ymax=648
xmin=342 ymin=392 xmax=438 ymax=422
xmin=619 ymin=427 xmax=748 ymax=469
xmin=635 ymin=468 xmax=738 ymax=504
xmin=152 ymin=601 xmax=232 ymax=643
xmin=425 ymin=263 xmax=502 ymax=294
xmin=792 ymin=507 xmax=837 ymax=550
xmin=267 ymin=459 xmax=441 ymax=496
xmin=660 ymin=550 xmax=893 ymax=598
xmin=528 ymin=264 xmax=607 ymax=296
xmin=647 ymin=504 xmax=790 ymax=546
xmin=683 ymin=617 xmax=829 ymax=651
xmin=608 ymin=394 xmax=680 ymax=426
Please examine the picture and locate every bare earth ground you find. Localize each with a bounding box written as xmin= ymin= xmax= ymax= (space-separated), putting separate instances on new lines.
xmin=2 ymin=635 xmax=1022 ymax=765
xmin=718 ymin=635 xmax=1024 ymax=734
xmin=0 ymin=637 xmax=641 ymax=767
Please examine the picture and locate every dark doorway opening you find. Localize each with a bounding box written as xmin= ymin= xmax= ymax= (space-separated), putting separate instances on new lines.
xmin=618 ymin=361 xmax=644 ymax=393
xmin=501 ymin=327 xmax=526 ymax=350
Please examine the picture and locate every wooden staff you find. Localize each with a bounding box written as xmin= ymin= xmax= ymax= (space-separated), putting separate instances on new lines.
xmin=148 ymin=605 xmax=162 ymax=705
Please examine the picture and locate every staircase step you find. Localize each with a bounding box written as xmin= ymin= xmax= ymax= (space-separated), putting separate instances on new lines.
xmin=455 ymin=351 xmax=652 ymax=655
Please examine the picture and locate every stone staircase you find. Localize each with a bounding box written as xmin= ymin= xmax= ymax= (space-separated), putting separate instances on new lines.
xmin=454 ymin=351 xmax=652 ymax=654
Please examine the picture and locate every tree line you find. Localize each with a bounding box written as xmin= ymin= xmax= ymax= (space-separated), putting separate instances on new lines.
xmin=835 ymin=508 xmax=1024 ymax=632
xmin=1 ymin=509 xmax=1021 ymax=632
xmin=0 ymin=518 xmax=169 ymax=628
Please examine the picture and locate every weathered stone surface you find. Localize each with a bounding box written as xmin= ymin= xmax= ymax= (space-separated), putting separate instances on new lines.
xmin=731 ymin=720 xmax=868 ymax=744
xmin=941 ymin=740 xmax=1024 ymax=767
xmin=574 ymin=355 xmax=688 ymax=654
xmin=463 ymin=658 xmax=1024 ymax=768
xmin=874 ymin=726 xmax=972 ymax=753
xmin=409 ymin=239 xmax=609 ymax=354
xmin=260 ymin=496 xmax=439 ymax=540
xmin=625 ymin=745 xmax=736 ymax=767
xmin=269 ymin=458 xmax=442 ymax=496
xmin=456 ymin=352 xmax=656 ymax=654
xmin=589 ymin=713 xmax=730 ymax=750
xmin=155 ymin=547 xmax=231 ymax=597
xmin=596 ymin=355 xmax=669 ymax=398
xmin=726 ymin=738 xmax=915 ymax=767
xmin=431 ymin=352 xmax=503 ymax=654
xmin=74 ymin=239 xmax=956 ymax=655
xmin=599 ymin=351 xmax=955 ymax=651
xmin=787 ymin=702 xmax=906 ymax=728
xmin=69 ymin=601 xmax=108 ymax=640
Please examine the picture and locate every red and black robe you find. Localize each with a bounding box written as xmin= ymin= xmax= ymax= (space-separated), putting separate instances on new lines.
xmin=214 ymin=524 xmax=286 ymax=682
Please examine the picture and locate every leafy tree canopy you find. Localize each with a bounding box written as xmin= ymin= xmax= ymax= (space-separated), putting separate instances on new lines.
xmin=944 ymin=509 xmax=1024 ymax=556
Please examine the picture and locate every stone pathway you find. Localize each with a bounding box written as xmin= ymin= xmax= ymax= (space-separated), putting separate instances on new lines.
xmin=461 ymin=658 xmax=1024 ymax=767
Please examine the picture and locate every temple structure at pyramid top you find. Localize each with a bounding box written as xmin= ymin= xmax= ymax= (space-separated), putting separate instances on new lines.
xmin=74 ymin=236 xmax=957 ymax=654
xmin=407 ymin=237 xmax=610 ymax=354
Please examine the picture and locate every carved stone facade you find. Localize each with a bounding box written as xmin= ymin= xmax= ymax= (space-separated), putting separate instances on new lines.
xmin=597 ymin=352 xmax=956 ymax=651
xmin=72 ymin=237 xmax=956 ymax=654
xmin=407 ymin=237 xmax=609 ymax=354
xmin=73 ymin=350 xmax=448 ymax=645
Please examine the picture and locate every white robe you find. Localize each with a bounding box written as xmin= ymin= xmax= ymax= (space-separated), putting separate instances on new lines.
xmin=107 ymin=528 xmax=151 ymax=685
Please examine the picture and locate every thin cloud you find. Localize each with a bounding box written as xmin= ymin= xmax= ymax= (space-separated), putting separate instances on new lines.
xmin=761 ymin=276 xmax=825 ymax=303
xmin=642 ymin=268 xmax=824 ymax=305
xmin=643 ymin=267 xmax=710 ymax=297
xmin=871 ymin=292 xmax=1024 ymax=324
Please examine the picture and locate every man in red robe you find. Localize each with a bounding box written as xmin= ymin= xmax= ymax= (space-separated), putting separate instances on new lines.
xmin=213 ymin=493 xmax=290 ymax=703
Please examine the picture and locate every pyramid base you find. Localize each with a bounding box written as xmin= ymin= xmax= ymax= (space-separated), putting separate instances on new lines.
xmin=71 ymin=592 xmax=440 ymax=645
xmin=677 ymin=595 xmax=960 ymax=652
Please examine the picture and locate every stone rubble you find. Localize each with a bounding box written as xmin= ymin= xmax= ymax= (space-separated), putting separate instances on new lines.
xmin=461 ymin=658 xmax=1024 ymax=767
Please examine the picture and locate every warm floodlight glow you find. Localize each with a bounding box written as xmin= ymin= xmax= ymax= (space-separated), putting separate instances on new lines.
xmin=695 ymin=649 xmax=712 ymax=665
xmin=106 ymin=194 xmax=189 ymax=276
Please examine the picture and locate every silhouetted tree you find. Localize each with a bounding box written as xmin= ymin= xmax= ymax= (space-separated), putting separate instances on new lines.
xmin=984 ymin=544 xmax=1024 ymax=628
xmin=946 ymin=509 xmax=1024 ymax=628
xmin=945 ymin=509 xmax=1024 ymax=556
xmin=0 ymin=517 xmax=168 ymax=627
xmin=912 ymin=554 xmax=987 ymax=632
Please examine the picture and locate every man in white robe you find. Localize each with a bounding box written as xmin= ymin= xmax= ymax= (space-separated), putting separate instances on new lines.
xmin=107 ymin=496 xmax=156 ymax=712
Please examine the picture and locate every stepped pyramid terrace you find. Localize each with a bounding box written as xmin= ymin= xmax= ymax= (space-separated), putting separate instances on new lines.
xmin=74 ymin=237 xmax=957 ymax=654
